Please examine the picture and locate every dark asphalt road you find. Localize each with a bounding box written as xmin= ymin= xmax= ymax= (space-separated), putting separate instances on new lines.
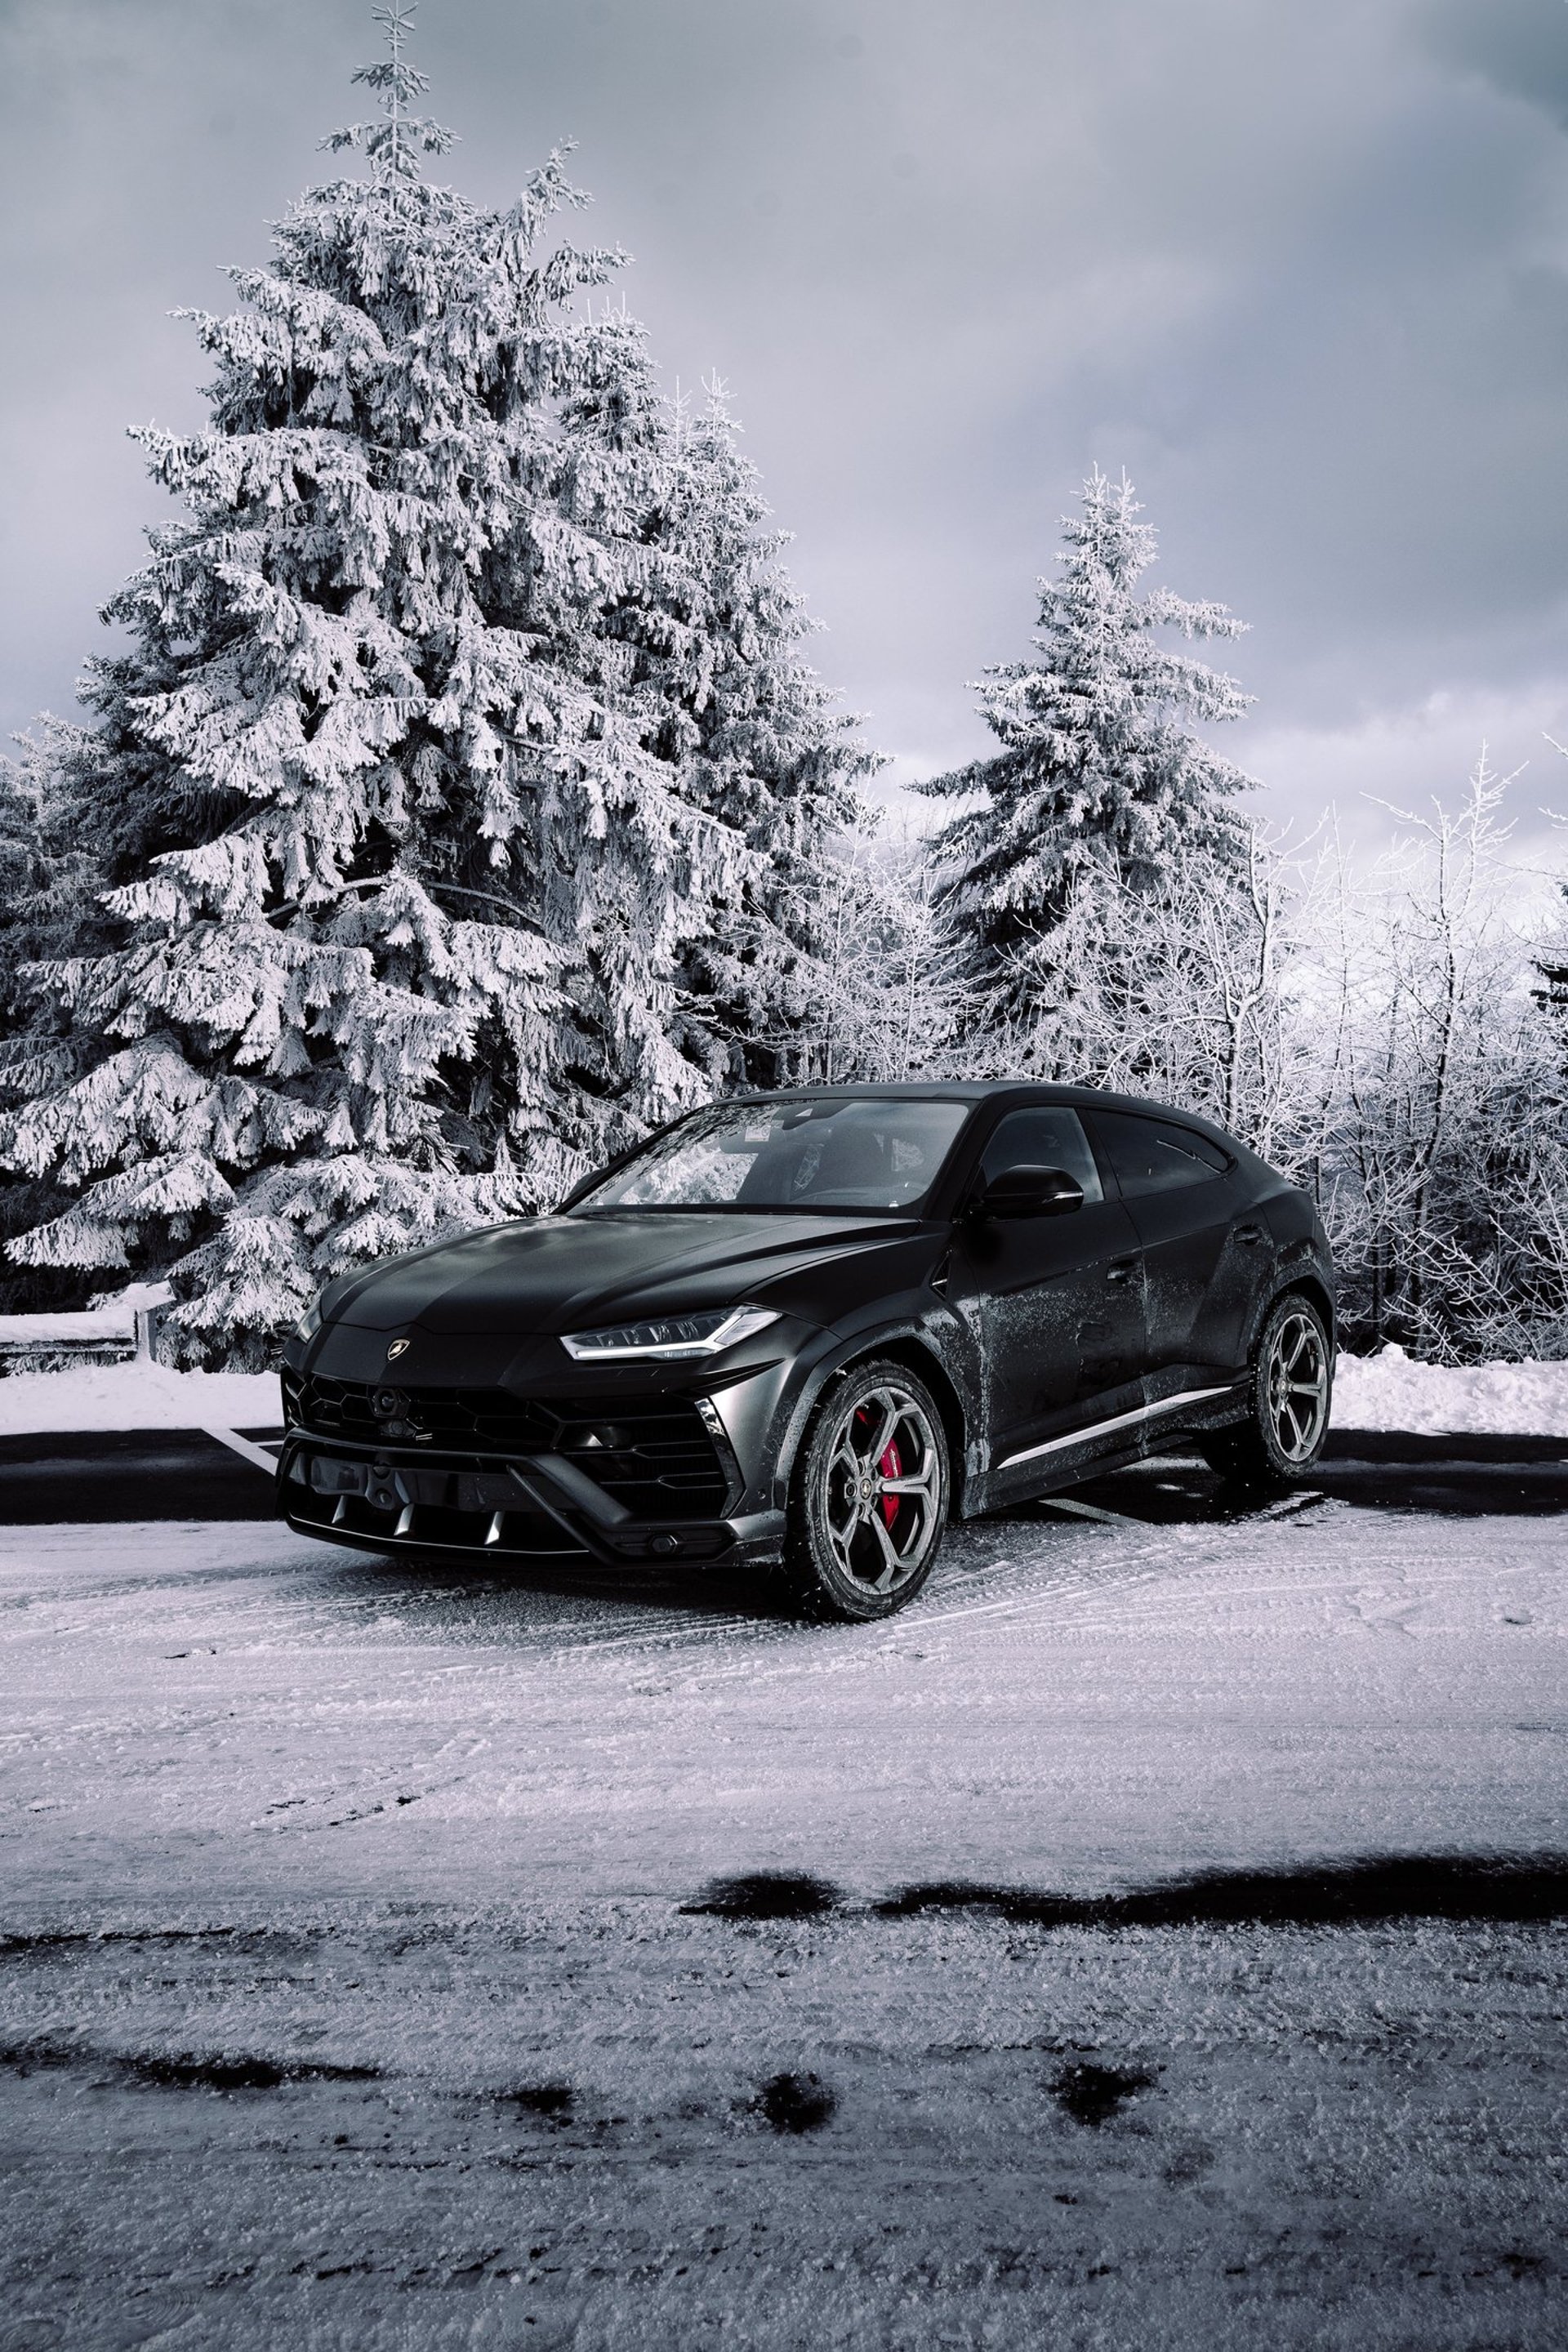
xmin=0 ymin=1427 xmax=1564 ymax=1528
xmin=0 ymin=1429 xmax=285 ymax=1522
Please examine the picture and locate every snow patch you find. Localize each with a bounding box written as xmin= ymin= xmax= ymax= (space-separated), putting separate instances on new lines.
xmin=0 ymin=1358 xmax=281 ymax=1434
xmin=1334 ymin=1343 xmax=1568 ymax=1437
xmin=0 ymin=1281 xmax=173 ymax=1351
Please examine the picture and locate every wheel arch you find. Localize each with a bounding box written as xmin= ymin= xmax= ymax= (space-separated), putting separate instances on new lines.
xmin=1267 ymin=1273 xmax=1336 ymax=1354
xmin=774 ymin=1329 xmax=973 ymax=1517
xmin=835 ymin=1334 xmax=970 ymax=1514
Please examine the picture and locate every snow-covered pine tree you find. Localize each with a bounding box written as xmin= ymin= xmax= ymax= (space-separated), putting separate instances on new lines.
xmin=627 ymin=382 xmax=880 ymax=1085
xmin=0 ymin=732 xmax=69 ymax=1033
xmin=1 ymin=9 xmax=762 ymax=1365
xmin=0 ymin=721 xmax=111 ymax=1312
xmin=920 ymin=467 xmax=1255 ymax=1013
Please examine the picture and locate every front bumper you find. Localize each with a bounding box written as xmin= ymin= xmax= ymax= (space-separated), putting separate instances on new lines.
xmin=278 ymin=1428 xmax=786 ymax=1570
xmin=277 ymin=1312 xmax=844 ymax=1570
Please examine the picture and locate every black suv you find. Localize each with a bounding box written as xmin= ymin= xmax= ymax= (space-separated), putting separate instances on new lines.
xmin=279 ymin=1083 xmax=1335 ymax=1619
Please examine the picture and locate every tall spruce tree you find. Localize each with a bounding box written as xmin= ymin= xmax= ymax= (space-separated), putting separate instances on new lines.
xmin=1 ymin=11 xmax=863 ymax=1363
xmin=656 ymin=384 xmax=879 ymax=1083
xmin=920 ymin=468 xmax=1254 ymax=1010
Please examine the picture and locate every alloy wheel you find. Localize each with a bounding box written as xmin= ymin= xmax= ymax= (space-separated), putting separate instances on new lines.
xmin=1265 ymin=1308 xmax=1330 ymax=1463
xmin=819 ymin=1383 xmax=943 ymax=1598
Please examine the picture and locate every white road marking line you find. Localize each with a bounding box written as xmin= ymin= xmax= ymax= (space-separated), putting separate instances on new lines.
xmin=1036 ymin=1495 xmax=1135 ymax=1526
xmin=200 ymin=1426 xmax=281 ymax=1475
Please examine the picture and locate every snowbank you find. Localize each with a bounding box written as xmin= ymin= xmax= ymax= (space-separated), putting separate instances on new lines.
xmin=0 ymin=1306 xmax=140 ymax=1347
xmin=1333 ymin=1343 xmax=1568 ymax=1437
xmin=0 ymin=1359 xmax=281 ymax=1434
xmin=0 ymin=1281 xmax=174 ymax=1352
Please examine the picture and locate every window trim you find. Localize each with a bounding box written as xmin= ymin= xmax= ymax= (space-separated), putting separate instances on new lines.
xmin=1087 ymin=1110 xmax=1235 ymax=1200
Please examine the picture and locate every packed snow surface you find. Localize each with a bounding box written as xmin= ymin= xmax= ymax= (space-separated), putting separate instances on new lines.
xmin=2 ymin=1340 xmax=1568 ymax=1438
xmin=1 ymin=1496 xmax=1562 ymax=2347
xmin=7 ymin=1499 xmax=1561 ymax=1904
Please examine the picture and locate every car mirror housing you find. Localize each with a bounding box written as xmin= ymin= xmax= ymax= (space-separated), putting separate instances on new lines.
xmin=976 ymin=1164 xmax=1085 ymax=1218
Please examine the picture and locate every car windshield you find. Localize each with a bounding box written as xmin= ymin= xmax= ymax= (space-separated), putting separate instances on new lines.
xmin=568 ymin=1098 xmax=971 ymax=1216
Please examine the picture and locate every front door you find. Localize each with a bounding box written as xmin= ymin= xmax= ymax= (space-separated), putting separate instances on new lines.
xmin=949 ymin=1106 xmax=1147 ymax=1476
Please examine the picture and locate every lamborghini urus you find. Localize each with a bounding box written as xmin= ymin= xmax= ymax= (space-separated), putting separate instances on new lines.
xmin=278 ymin=1084 xmax=1335 ymax=1619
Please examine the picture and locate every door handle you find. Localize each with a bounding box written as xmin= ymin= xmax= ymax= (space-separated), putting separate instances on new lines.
xmin=1106 ymin=1259 xmax=1139 ymax=1285
xmin=1234 ymin=1223 xmax=1265 ymax=1246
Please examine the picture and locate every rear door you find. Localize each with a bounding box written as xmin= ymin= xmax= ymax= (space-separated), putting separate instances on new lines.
xmin=949 ymin=1106 xmax=1146 ymax=1471
xmin=1086 ymin=1110 xmax=1259 ymax=1389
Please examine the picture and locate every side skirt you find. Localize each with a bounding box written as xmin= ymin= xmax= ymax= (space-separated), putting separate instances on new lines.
xmin=964 ymin=1381 xmax=1245 ymax=1516
xmin=995 ymin=1383 xmax=1237 ymax=1473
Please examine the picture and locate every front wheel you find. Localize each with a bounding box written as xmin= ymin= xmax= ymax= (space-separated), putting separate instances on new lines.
xmin=783 ymin=1360 xmax=951 ymax=1621
xmin=1200 ymin=1294 xmax=1333 ymax=1488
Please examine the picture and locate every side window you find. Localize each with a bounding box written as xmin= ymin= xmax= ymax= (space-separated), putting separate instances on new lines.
xmin=979 ymin=1108 xmax=1104 ymax=1203
xmin=1092 ymin=1111 xmax=1230 ymax=1197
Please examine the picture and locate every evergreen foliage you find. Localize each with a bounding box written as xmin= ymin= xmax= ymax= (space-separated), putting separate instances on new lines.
xmin=920 ymin=467 xmax=1254 ymax=1010
xmin=0 ymin=727 xmax=89 ymax=1028
xmin=0 ymin=14 xmax=867 ymax=1363
xmin=0 ymin=723 xmax=112 ymax=1312
xmin=654 ymin=386 xmax=879 ymax=1084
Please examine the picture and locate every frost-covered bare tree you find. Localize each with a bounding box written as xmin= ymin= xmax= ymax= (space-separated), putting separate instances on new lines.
xmin=1311 ymin=758 xmax=1568 ymax=1359
xmin=907 ymin=737 xmax=1568 ymax=1361
xmin=729 ymin=819 xmax=964 ymax=1088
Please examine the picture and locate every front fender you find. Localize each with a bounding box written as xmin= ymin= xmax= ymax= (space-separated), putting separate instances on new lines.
xmin=756 ymin=1295 xmax=982 ymax=1517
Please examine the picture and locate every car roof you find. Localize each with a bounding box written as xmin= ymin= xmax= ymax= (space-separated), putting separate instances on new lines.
xmin=725 ymin=1080 xmax=1258 ymax=1163
xmin=734 ymin=1077 xmax=1215 ymax=1120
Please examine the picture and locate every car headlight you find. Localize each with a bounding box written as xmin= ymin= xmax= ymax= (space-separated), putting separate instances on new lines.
xmin=560 ymin=1304 xmax=780 ymax=1362
xmin=292 ymin=1295 xmax=325 ymax=1345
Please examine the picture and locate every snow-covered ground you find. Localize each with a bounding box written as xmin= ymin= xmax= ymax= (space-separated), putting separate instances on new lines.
xmin=1333 ymin=1342 xmax=1568 ymax=1436
xmin=2 ymin=1342 xmax=1567 ymax=1437
xmin=4 ymin=1501 xmax=1562 ymax=1899
xmin=2 ymin=1497 xmax=1563 ymax=2345
xmin=0 ymin=1358 xmax=282 ymax=1432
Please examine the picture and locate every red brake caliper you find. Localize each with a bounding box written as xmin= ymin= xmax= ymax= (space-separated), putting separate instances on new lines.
xmin=878 ymin=1437 xmax=902 ymax=1530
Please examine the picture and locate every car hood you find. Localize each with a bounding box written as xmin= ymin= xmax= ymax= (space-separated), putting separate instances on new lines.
xmin=323 ymin=1210 xmax=927 ymax=1336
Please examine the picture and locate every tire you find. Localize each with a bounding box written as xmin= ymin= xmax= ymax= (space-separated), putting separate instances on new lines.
xmin=1200 ymin=1293 xmax=1333 ymax=1489
xmin=782 ymin=1359 xmax=951 ymax=1622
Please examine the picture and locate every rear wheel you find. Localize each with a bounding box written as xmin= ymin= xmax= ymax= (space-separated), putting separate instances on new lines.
xmin=783 ymin=1360 xmax=950 ymax=1621
xmin=1200 ymin=1294 xmax=1332 ymax=1488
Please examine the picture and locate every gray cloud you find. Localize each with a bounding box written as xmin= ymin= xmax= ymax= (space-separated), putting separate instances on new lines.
xmin=2 ymin=0 xmax=1566 ymax=831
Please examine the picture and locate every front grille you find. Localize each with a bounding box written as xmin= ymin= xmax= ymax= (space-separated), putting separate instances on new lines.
xmin=283 ymin=1372 xmax=729 ymax=1521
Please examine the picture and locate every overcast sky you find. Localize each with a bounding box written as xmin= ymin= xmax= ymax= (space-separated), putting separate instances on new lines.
xmin=2 ymin=0 xmax=1566 ymax=848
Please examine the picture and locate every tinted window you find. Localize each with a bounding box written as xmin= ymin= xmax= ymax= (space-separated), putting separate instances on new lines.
xmin=569 ymin=1097 xmax=970 ymax=1215
xmin=1093 ymin=1111 xmax=1230 ymax=1197
xmin=979 ymin=1107 xmax=1104 ymax=1203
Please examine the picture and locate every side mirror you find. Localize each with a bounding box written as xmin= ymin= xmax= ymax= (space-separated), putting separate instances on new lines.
xmin=976 ymin=1164 xmax=1085 ymax=1219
